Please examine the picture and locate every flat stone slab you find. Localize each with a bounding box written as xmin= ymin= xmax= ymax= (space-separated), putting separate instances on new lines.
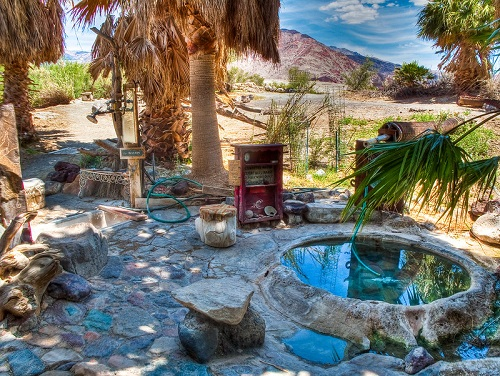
xmin=305 ymin=202 xmax=347 ymax=223
xmin=172 ymin=277 xmax=254 ymax=325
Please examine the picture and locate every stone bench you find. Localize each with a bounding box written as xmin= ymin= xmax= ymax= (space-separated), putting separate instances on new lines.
xmin=172 ymin=277 xmax=265 ymax=363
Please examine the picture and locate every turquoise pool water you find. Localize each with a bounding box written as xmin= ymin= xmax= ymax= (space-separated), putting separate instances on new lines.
xmin=281 ymin=240 xmax=471 ymax=306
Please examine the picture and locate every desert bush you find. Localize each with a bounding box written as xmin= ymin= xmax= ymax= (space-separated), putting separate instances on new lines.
xmin=480 ymin=76 xmax=500 ymax=100
xmin=383 ymin=70 xmax=455 ymax=99
xmin=29 ymin=61 xmax=112 ymax=107
xmin=227 ymin=66 xmax=265 ymax=87
xmin=343 ymin=59 xmax=376 ymax=91
xmin=266 ymin=88 xmax=328 ymax=171
xmin=288 ymin=67 xmax=314 ymax=91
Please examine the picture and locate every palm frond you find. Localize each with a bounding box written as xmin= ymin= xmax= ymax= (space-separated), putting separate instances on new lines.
xmin=339 ymin=129 xmax=499 ymax=228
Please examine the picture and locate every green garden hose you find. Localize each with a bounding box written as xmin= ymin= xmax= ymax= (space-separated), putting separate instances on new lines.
xmin=146 ymin=176 xmax=202 ymax=224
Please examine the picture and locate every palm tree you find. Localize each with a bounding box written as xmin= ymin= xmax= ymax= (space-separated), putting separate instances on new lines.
xmin=0 ymin=0 xmax=65 ymax=144
xmin=80 ymin=13 xmax=191 ymax=163
xmin=417 ymin=0 xmax=494 ymax=92
xmin=72 ymin=0 xmax=280 ymax=179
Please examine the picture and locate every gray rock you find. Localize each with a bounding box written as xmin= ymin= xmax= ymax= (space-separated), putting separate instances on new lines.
xmin=83 ymin=336 xmax=121 ymax=358
xmin=6 ymin=349 xmax=45 ymax=376
xmin=404 ymin=346 xmax=434 ymax=374
xmin=99 ymin=256 xmax=123 ymax=279
xmin=39 ymin=371 xmax=72 ymax=376
xmin=47 ymin=272 xmax=92 ymax=302
xmin=284 ymin=213 xmax=303 ymax=226
xmin=45 ymin=181 xmax=64 ymax=196
xmin=148 ymin=336 xmax=179 ymax=354
xmin=38 ymin=223 xmax=108 ymax=278
xmin=471 ymin=213 xmax=500 ymax=245
xmin=172 ymin=277 xmax=254 ymax=325
xmin=296 ymin=192 xmax=315 ymax=203
xmin=112 ymin=306 xmax=160 ymax=337
xmin=178 ymin=311 xmax=219 ymax=363
xmin=304 ymin=202 xmax=347 ymax=223
xmin=282 ymin=192 xmax=295 ymax=201
xmin=41 ymin=348 xmax=83 ymax=367
xmin=220 ymin=306 xmax=265 ymax=349
xmin=71 ymin=362 xmax=113 ymax=376
xmin=283 ymin=199 xmax=307 ymax=215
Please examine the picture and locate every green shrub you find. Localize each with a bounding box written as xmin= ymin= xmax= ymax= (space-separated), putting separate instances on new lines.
xmin=288 ymin=67 xmax=314 ymax=91
xmin=343 ymin=58 xmax=376 ymax=91
xmin=394 ymin=61 xmax=434 ymax=88
xmin=227 ymin=66 xmax=265 ymax=87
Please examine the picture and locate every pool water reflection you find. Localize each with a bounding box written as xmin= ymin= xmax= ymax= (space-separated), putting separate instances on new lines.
xmin=281 ymin=240 xmax=471 ymax=306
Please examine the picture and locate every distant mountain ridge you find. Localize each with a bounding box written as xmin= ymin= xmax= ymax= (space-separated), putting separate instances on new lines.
xmin=329 ymin=46 xmax=399 ymax=77
xmin=63 ymin=51 xmax=91 ymax=63
xmin=64 ymin=29 xmax=400 ymax=83
xmin=232 ymin=29 xmax=399 ymax=84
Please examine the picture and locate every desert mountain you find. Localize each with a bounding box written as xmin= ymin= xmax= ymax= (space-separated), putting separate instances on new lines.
xmin=232 ymin=29 xmax=399 ymax=83
xmin=64 ymin=29 xmax=399 ymax=83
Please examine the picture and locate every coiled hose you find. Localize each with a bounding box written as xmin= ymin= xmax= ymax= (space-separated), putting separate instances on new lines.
xmin=146 ymin=176 xmax=202 ymax=223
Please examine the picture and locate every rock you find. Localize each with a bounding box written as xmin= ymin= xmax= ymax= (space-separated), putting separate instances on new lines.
xmin=220 ymin=306 xmax=265 ymax=350
xmin=47 ymin=272 xmax=92 ymax=302
xmin=38 ymin=223 xmax=108 ymax=278
xmin=71 ymin=361 xmax=113 ymax=376
xmin=61 ymin=176 xmax=81 ymax=196
xmin=172 ymin=277 xmax=254 ymax=325
xmin=112 ymin=306 xmax=159 ymax=338
xmin=170 ymin=180 xmax=189 ymax=196
xmin=296 ymin=192 xmax=315 ymax=203
xmin=283 ymin=199 xmax=307 ymax=215
xmin=148 ymin=336 xmax=179 ymax=354
xmin=304 ymin=202 xmax=347 ymax=223
xmin=6 ymin=349 xmax=46 ymax=376
xmin=83 ymin=336 xmax=121 ymax=358
xmin=282 ymin=192 xmax=295 ymax=201
xmin=45 ymin=181 xmax=63 ymax=196
xmin=471 ymin=213 xmax=500 ymax=245
xmin=404 ymin=346 xmax=434 ymax=374
xmin=284 ymin=213 xmax=303 ymax=225
xmin=178 ymin=311 xmax=219 ymax=363
xmin=99 ymin=256 xmax=123 ymax=279
xmin=84 ymin=309 xmax=113 ymax=332
xmin=41 ymin=348 xmax=83 ymax=368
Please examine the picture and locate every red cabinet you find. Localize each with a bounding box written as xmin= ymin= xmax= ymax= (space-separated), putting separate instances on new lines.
xmin=232 ymin=144 xmax=284 ymax=225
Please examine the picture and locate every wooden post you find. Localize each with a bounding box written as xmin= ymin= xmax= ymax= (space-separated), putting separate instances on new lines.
xmin=121 ymin=84 xmax=143 ymax=208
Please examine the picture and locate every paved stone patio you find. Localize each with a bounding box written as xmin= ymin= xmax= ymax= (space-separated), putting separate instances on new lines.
xmin=1 ymin=193 xmax=500 ymax=376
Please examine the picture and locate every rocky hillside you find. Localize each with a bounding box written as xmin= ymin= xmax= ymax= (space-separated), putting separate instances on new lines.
xmin=232 ymin=29 xmax=398 ymax=84
xmin=329 ymin=46 xmax=399 ymax=77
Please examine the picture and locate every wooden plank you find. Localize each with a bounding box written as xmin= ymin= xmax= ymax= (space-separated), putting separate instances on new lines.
xmin=97 ymin=205 xmax=148 ymax=221
xmin=202 ymin=185 xmax=234 ymax=197
xmin=228 ymin=159 xmax=241 ymax=186
xmin=134 ymin=197 xmax=179 ymax=209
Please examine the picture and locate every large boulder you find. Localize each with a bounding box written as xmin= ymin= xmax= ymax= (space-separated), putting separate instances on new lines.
xmin=471 ymin=213 xmax=500 ymax=245
xmin=172 ymin=277 xmax=253 ymax=325
xmin=38 ymin=223 xmax=108 ymax=278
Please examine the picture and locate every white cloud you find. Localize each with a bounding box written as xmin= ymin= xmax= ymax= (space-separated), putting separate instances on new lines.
xmin=319 ymin=0 xmax=387 ymax=25
xmin=409 ymin=0 xmax=429 ymax=6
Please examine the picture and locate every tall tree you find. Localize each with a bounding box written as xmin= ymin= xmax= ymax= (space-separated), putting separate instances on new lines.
xmin=73 ymin=0 xmax=280 ymax=179
xmin=0 ymin=0 xmax=65 ymax=144
xmin=417 ymin=0 xmax=494 ymax=92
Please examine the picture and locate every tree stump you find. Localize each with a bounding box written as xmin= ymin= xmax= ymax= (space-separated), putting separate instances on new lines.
xmin=195 ymin=204 xmax=237 ymax=247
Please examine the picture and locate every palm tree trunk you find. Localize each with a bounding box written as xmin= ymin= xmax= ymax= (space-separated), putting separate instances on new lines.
xmin=189 ymin=53 xmax=224 ymax=177
xmin=3 ymin=61 xmax=37 ymax=144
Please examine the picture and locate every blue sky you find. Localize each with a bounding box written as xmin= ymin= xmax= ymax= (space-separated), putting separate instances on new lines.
xmin=65 ymin=0 xmax=441 ymax=69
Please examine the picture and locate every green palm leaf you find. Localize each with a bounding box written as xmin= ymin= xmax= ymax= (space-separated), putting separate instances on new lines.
xmin=338 ymin=125 xmax=499 ymax=229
